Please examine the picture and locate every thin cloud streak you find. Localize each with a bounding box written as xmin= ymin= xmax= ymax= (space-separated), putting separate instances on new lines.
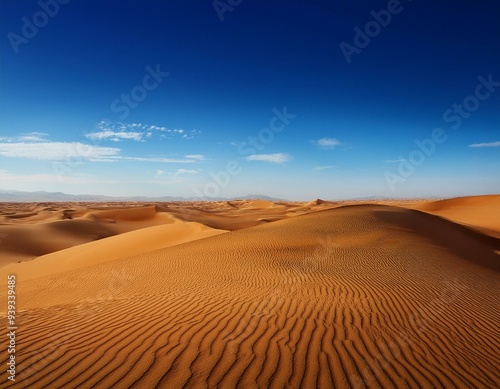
xmin=0 ymin=169 xmax=93 ymax=184
xmin=384 ymin=159 xmax=407 ymax=163
xmin=469 ymin=141 xmax=500 ymax=148
xmin=314 ymin=165 xmax=336 ymax=170
xmin=0 ymin=142 xmax=120 ymax=161
xmin=245 ymin=153 xmax=290 ymax=163
xmin=311 ymin=137 xmax=341 ymax=149
xmin=117 ymin=156 xmax=202 ymax=163
xmin=175 ymin=169 xmax=198 ymax=175
xmin=0 ymin=141 xmax=206 ymax=164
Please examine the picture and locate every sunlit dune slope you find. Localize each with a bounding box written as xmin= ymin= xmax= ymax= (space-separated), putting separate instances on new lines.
xmin=0 ymin=222 xmax=227 ymax=281
xmin=0 ymin=205 xmax=499 ymax=388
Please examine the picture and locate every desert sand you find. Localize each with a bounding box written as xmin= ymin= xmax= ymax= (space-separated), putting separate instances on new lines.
xmin=0 ymin=195 xmax=499 ymax=388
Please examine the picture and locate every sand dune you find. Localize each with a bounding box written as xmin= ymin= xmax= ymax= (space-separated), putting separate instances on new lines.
xmin=305 ymin=198 xmax=333 ymax=206
xmin=0 ymin=214 xmax=158 ymax=266
xmin=0 ymin=222 xmax=227 ymax=281
xmin=0 ymin=200 xmax=339 ymax=266
xmin=1 ymin=202 xmax=498 ymax=388
xmin=414 ymin=194 xmax=500 ymax=236
xmin=0 ymin=204 xmax=180 ymax=267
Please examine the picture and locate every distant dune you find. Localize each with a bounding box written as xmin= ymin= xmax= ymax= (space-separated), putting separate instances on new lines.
xmin=0 ymin=204 xmax=179 ymax=267
xmin=0 ymin=200 xmax=337 ymax=266
xmin=0 ymin=195 xmax=498 ymax=388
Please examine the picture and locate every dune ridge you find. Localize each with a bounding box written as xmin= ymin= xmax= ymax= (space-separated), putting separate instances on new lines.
xmin=0 ymin=200 xmax=338 ymax=267
xmin=0 ymin=222 xmax=227 ymax=281
xmin=1 ymin=203 xmax=499 ymax=388
xmin=3 ymin=195 xmax=496 ymax=267
xmin=414 ymin=194 xmax=500 ymax=237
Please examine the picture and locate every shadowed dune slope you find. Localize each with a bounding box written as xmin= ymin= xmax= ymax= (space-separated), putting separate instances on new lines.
xmin=0 ymin=206 xmax=180 ymax=267
xmin=1 ymin=205 xmax=499 ymax=388
xmin=414 ymin=194 xmax=500 ymax=236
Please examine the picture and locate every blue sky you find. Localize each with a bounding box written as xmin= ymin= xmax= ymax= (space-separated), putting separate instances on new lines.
xmin=1 ymin=0 xmax=499 ymax=200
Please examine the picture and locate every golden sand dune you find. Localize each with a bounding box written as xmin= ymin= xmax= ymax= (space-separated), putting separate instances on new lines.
xmin=0 ymin=222 xmax=227 ymax=281
xmin=1 ymin=203 xmax=499 ymax=388
xmin=0 ymin=200 xmax=339 ymax=268
xmin=0 ymin=204 xmax=180 ymax=267
xmin=0 ymin=219 xmax=124 ymax=266
xmin=414 ymin=194 xmax=500 ymax=236
xmin=156 ymin=202 xmax=297 ymax=230
xmin=305 ymin=198 xmax=331 ymax=206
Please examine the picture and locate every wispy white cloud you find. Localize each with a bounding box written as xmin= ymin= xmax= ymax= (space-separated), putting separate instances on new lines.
xmin=314 ymin=165 xmax=336 ymax=171
xmin=311 ymin=137 xmax=341 ymax=149
xmin=0 ymin=132 xmax=49 ymax=143
xmin=85 ymin=130 xmax=144 ymax=142
xmin=181 ymin=130 xmax=202 ymax=140
xmin=160 ymin=129 xmax=201 ymax=140
xmin=117 ymin=156 xmax=201 ymax=163
xmin=0 ymin=169 xmax=93 ymax=184
xmin=245 ymin=153 xmax=290 ymax=163
xmin=175 ymin=169 xmax=198 ymax=175
xmin=0 ymin=128 xmax=206 ymax=165
xmin=185 ymin=154 xmax=205 ymax=161
xmin=86 ymin=121 xmax=201 ymax=142
xmin=384 ymin=158 xmax=407 ymax=163
xmin=0 ymin=139 xmax=207 ymax=164
xmin=18 ymin=132 xmax=49 ymax=142
xmin=0 ymin=142 xmax=120 ymax=161
xmin=469 ymin=141 xmax=500 ymax=148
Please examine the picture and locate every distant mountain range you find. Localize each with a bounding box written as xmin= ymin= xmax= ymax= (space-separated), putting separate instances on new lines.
xmin=0 ymin=189 xmax=284 ymax=202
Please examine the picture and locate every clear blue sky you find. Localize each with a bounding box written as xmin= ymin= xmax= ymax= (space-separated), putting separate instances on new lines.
xmin=1 ymin=0 xmax=499 ymax=200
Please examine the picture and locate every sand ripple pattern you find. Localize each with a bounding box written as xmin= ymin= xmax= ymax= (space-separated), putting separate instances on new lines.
xmin=1 ymin=205 xmax=499 ymax=388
